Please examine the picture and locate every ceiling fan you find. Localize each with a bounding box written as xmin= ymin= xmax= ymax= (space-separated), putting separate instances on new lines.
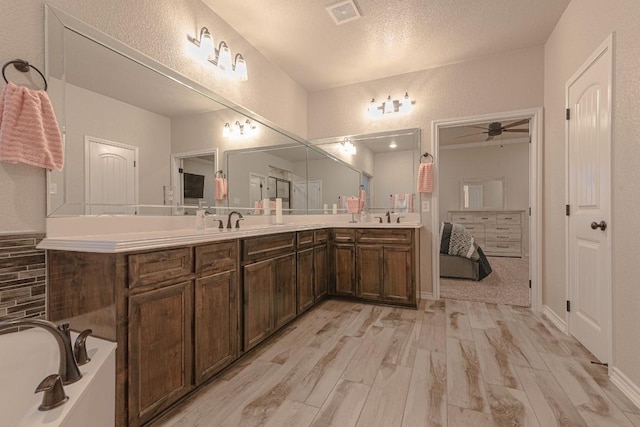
xmin=457 ymin=119 xmax=529 ymax=141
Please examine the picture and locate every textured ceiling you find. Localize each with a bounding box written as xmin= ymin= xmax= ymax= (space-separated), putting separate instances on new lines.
xmin=203 ymin=0 xmax=570 ymax=91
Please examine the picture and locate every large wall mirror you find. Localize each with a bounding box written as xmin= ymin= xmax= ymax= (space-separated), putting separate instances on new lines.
xmin=311 ymin=128 xmax=420 ymax=213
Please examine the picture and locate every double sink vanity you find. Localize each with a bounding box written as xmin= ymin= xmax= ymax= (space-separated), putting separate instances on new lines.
xmin=40 ymin=216 xmax=421 ymax=426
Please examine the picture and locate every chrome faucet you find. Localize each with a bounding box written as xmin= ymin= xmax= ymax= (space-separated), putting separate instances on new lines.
xmin=226 ymin=211 xmax=244 ymax=229
xmin=0 ymin=319 xmax=83 ymax=385
xmin=385 ymin=211 xmax=391 ymax=223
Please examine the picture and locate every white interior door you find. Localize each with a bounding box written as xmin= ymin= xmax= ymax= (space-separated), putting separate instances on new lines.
xmin=567 ymin=36 xmax=612 ymax=363
xmin=307 ymin=180 xmax=322 ymax=211
xmin=85 ymin=136 xmax=137 ymax=215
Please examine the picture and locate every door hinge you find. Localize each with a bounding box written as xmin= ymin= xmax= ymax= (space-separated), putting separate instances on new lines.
xmin=133 ymin=160 xmax=136 ymax=167
xmin=566 ymin=108 xmax=571 ymax=120
xmin=529 ymin=280 xmax=531 ymax=289
xmin=178 ymin=168 xmax=184 ymax=174
xmin=566 ymin=300 xmax=571 ymax=312
xmin=529 ymin=207 xmax=531 ymax=216
xmin=566 ymin=204 xmax=570 ymax=216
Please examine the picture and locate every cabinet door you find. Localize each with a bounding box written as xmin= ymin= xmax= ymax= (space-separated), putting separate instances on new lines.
xmin=195 ymin=270 xmax=238 ymax=385
xmin=333 ymin=243 xmax=356 ymax=296
xmin=382 ymin=245 xmax=414 ymax=304
xmin=314 ymin=244 xmax=328 ymax=300
xmin=243 ymin=259 xmax=273 ymax=351
xmin=297 ymin=248 xmax=314 ymax=313
xmin=357 ymin=245 xmax=383 ymax=300
xmin=274 ymin=253 xmax=296 ymax=330
xmin=128 ymin=281 xmax=193 ymax=427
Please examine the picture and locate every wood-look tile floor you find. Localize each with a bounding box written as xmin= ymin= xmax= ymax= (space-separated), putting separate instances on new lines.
xmin=153 ymin=299 xmax=640 ymax=427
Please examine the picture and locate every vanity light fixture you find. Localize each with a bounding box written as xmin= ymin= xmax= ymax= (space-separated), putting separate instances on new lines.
xmin=367 ymin=92 xmax=414 ymax=117
xmin=223 ymin=119 xmax=257 ymax=138
xmin=189 ymin=27 xmax=248 ymax=81
xmin=341 ymin=137 xmax=357 ymax=155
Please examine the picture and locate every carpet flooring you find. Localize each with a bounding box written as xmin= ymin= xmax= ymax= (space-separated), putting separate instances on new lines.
xmin=440 ymin=256 xmax=530 ymax=306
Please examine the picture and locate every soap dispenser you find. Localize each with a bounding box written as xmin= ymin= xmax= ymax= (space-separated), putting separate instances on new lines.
xmin=196 ymin=200 xmax=206 ymax=230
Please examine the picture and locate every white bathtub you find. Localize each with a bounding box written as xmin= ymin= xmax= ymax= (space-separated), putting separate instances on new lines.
xmin=0 ymin=327 xmax=116 ymax=427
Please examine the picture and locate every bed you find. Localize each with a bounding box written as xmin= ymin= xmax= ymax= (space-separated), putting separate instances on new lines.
xmin=439 ymin=222 xmax=492 ymax=281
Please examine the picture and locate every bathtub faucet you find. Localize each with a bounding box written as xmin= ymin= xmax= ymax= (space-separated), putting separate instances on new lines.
xmin=0 ymin=318 xmax=83 ymax=385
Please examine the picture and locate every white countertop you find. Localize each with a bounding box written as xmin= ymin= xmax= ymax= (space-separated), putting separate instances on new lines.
xmin=38 ymin=222 xmax=422 ymax=253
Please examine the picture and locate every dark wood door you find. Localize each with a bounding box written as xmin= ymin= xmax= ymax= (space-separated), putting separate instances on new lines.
xmin=357 ymin=245 xmax=383 ymax=300
xmin=297 ymin=248 xmax=314 ymax=313
xmin=273 ymin=253 xmax=296 ymax=330
xmin=243 ymin=259 xmax=273 ymax=351
xmin=194 ymin=270 xmax=238 ymax=385
xmin=382 ymin=245 xmax=414 ymax=304
xmin=128 ymin=281 xmax=193 ymax=427
xmin=333 ymin=243 xmax=356 ymax=296
xmin=314 ymin=244 xmax=328 ymax=300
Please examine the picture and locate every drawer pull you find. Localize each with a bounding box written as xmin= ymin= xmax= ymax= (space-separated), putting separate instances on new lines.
xmin=497 ymin=245 xmax=509 ymax=248
xmin=496 ymin=227 xmax=509 ymax=230
xmin=481 ymin=217 xmax=489 ymax=220
xmin=497 ymin=236 xmax=509 ymax=239
xmin=503 ymin=217 xmax=513 ymax=220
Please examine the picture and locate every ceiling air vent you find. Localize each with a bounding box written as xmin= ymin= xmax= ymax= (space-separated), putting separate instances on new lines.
xmin=326 ymin=0 xmax=362 ymax=25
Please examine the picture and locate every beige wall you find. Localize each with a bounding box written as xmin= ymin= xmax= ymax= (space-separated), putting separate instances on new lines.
xmin=308 ymin=47 xmax=544 ymax=295
xmin=544 ymin=0 xmax=640 ymax=388
xmin=0 ymin=0 xmax=307 ymax=232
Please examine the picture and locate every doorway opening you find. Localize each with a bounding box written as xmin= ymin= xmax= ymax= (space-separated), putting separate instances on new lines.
xmin=431 ymin=108 xmax=543 ymax=311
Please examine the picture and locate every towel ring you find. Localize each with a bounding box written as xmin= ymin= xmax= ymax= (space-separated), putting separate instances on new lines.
xmin=420 ymin=152 xmax=434 ymax=163
xmin=2 ymin=59 xmax=48 ymax=91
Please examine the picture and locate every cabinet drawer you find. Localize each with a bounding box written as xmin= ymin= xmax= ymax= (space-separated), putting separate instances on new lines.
xmin=484 ymin=241 xmax=521 ymax=255
xmin=450 ymin=213 xmax=475 ymax=223
xmin=296 ymin=230 xmax=314 ymax=248
xmin=474 ymin=213 xmax=497 ymax=224
xmin=486 ymin=226 xmax=521 ymax=242
xmin=242 ymin=232 xmax=295 ymax=262
xmin=463 ymin=225 xmax=485 ymax=238
xmin=497 ymin=213 xmax=521 ymax=224
xmin=129 ymin=248 xmax=193 ymax=289
xmin=314 ymin=229 xmax=328 ymax=245
xmin=356 ymin=228 xmax=412 ymax=244
xmin=195 ymin=241 xmax=237 ymax=275
xmin=332 ymin=229 xmax=355 ymax=243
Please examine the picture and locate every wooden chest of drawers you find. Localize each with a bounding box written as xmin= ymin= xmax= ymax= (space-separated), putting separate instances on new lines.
xmin=448 ymin=210 xmax=524 ymax=257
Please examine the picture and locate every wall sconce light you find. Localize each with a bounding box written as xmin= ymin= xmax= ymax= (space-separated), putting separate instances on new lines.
xmin=189 ymin=27 xmax=248 ymax=81
xmin=367 ymin=92 xmax=413 ymax=117
xmin=223 ymin=119 xmax=257 ymax=137
xmin=341 ymin=137 xmax=357 ymax=155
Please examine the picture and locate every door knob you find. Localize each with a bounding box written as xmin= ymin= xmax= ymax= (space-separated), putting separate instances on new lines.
xmin=590 ymin=220 xmax=607 ymax=231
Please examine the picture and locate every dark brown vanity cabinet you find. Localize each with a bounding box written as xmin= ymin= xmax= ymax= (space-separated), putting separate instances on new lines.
xmin=314 ymin=230 xmax=329 ymax=301
xmin=242 ymin=233 xmax=296 ymax=351
xmin=194 ymin=241 xmax=239 ymax=385
xmin=128 ymin=280 xmax=193 ymax=426
xmin=331 ymin=229 xmax=357 ymax=297
xmin=331 ymin=228 xmax=416 ymax=307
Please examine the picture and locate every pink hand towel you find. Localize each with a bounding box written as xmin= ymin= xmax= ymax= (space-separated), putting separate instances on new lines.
xmin=215 ymin=177 xmax=228 ymax=200
xmin=0 ymin=82 xmax=64 ymax=171
xmin=346 ymin=196 xmax=359 ymax=214
xmin=417 ymin=163 xmax=433 ymax=193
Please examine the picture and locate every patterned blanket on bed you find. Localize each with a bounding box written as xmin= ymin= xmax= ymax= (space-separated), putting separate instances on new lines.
xmin=440 ymin=222 xmax=493 ymax=280
xmin=440 ymin=222 xmax=479 ymax=259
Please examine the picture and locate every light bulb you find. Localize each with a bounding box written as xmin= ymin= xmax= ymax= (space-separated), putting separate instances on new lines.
xmin=234 ymin=54 xmax=248 ymax=81
xmin=223 ymin=123 xmax=231 ymax=137
xmin=383 ymin=95 xmax=394 ymax=114
xmin=217 ymin=42 xmax=232 ymax=73
xmin=199 ymin=28 xmax=215 ymax=61
xmin=401 ymin=92 xmax=412 ymax=113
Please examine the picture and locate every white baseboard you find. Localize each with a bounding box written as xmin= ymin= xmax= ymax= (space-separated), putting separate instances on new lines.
xmin=420 ymin=291 xmax=435 ymax=300
xmin=611 ymin=367 xmax=640 ymax=411
xmin=542 ymin=305 xmax=567 ymax=333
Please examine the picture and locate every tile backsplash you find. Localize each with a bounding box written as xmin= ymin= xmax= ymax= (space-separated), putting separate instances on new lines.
xmin=0 ymin=233 xmax=46 ymax=321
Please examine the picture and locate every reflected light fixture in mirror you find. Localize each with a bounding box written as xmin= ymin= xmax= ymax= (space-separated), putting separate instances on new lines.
xmin=367 ymin=92 xmax=413 ymax=117
xmin=341 ymin=137 xmax=356 ymax=155
xmin=189 ymin=27 xmax=248 ymax=81
xmin=223 ymin=119 xmax=257 ymax=138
